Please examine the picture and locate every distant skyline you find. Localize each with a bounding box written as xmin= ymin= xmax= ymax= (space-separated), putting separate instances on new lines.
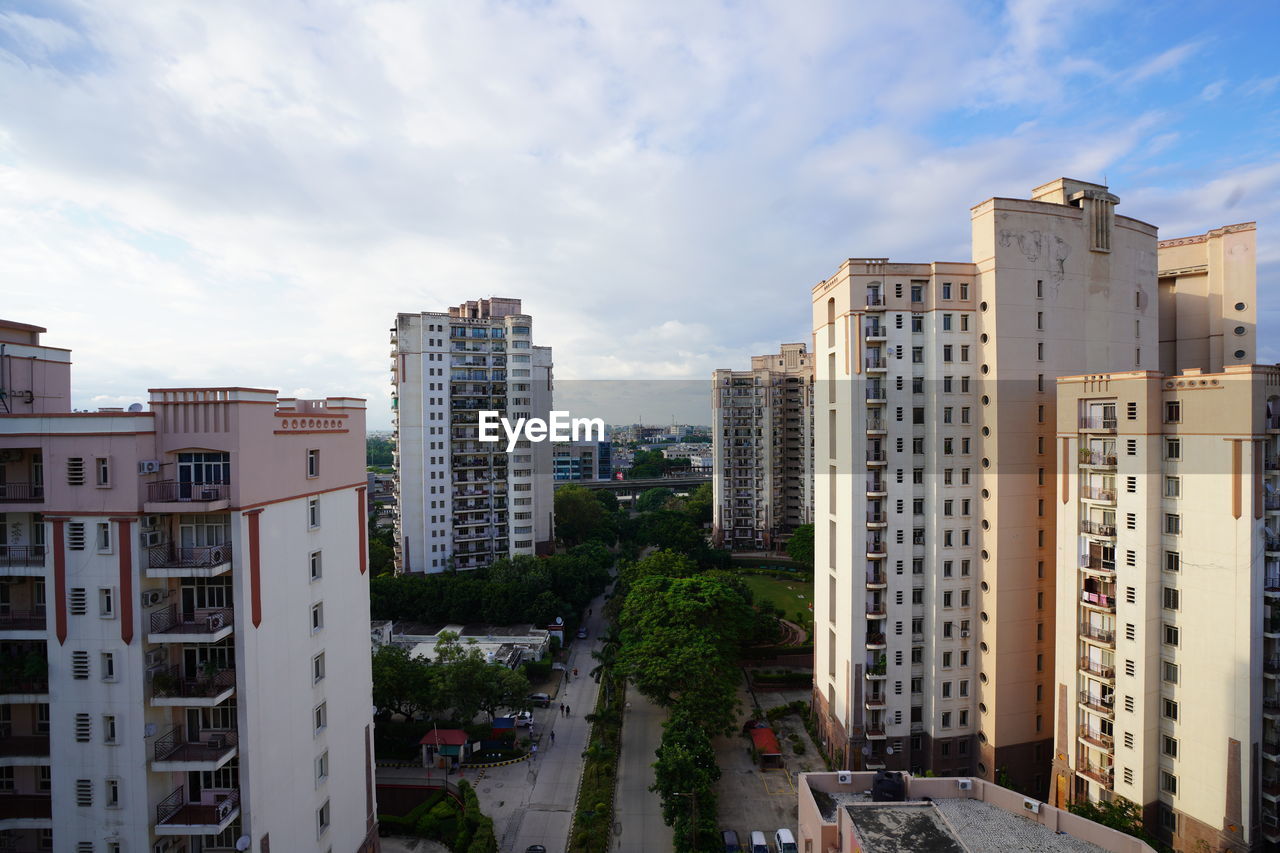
xmin=3 ymin=1 xmax=1279 ymax=429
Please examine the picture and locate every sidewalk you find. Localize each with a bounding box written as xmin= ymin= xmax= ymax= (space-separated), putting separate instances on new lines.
xmin=613 ymin=684 xmax=673 ymax=853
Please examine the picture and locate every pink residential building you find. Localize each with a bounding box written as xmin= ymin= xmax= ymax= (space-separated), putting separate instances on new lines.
xmin=0 ymin=319 xmax=378 ymax=851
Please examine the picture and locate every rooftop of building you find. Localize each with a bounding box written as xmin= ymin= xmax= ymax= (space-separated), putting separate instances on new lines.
xmin=391 ymin=621 xmax=550 ymax=640
xmin=839 ymin=799 xmax=1111 ymax=853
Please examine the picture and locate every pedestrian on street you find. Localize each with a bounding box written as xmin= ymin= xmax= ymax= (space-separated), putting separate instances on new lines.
xmin=559 ymin=703 xmax=564 ymax=715
xmin=566 ymin=705 xmax=571 ymax=716
xmin=550 ymin=730 xmax=555 ymax=744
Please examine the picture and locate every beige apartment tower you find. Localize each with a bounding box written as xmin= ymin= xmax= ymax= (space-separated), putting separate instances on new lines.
xmin=810 ymin=177 xmax=1256 ymax=795
xmin=712 ymin=343 xmax=814 ymax=550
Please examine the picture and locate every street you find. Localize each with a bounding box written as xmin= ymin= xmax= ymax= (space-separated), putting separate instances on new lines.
xmin=612 ymin=684 xmax=673 ymax=853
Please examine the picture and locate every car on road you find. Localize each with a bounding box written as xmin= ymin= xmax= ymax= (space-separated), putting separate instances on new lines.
xmin=526 ymin=692 xmax=551 ymax=708
xmin=577 ymin=626 xmax=588 ymax=639
xmin=774 ymin=829 xmax=797 ymax=853
xmin=514 ymin=711 xmax=533 ymax=727
xmin=750 ymin=831 xmax=770 ymax=853
xmin=526 ymin=846 xmax=547 ymax=853
xmin=722 ymin=829 xmax=741 ymax=852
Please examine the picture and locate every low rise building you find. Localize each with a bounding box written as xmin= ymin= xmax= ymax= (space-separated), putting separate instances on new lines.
xmin=390 ymin=622 xmax=551 ymax=668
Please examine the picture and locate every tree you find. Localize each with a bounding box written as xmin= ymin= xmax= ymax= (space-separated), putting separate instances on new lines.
xmin=1066 ymin=797 xmax=1161 ymax=847
xmin=636 ymin=487 xmax=675 ymax=513
xmin=371 ymin=644 xmax=437 ymax=719
xmin=786 ymin=524 xmax=814 ymax=568
xmin=593 ymin=490 xmax=620 ymax=514
xmin=555 ymin=484 xmax=612 ymax=546
xmin=436 ymin=633 xmax=531 ymax=721
xmin=369 ymin=525 xmax=396 ymax=576
xmin=367 ymin=436 xmax=394 ymax=466
xmin=683 ymin=483 xmax=713 ymax=526
xmin=653 ymin=710 xmax=721 ymax=851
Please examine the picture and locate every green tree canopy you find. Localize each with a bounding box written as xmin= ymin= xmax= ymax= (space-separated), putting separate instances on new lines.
xmin=371 ymin=644 xmax=437 ymax=719
xmin=636 ymin=487 xmax=676 ymax=513
xmin=555 ymin=484 xmax=614 ymax=546
xmin=785 ymin=523 xmax=815 ymax=569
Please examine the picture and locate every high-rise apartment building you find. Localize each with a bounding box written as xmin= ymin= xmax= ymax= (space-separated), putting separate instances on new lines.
xmin=552 ymin=440 xmax=612 ymax=481
xmin=0 ymin=319 xmax=378 ymax=851
xmin=1051 ymin=224 xmax=1267 ymax=851
xmin=811 ymin=178 xmax=1253 ymax=793
xmin=712 ymin=343 xmax=814 ymax=550
xmin=392 ymin=298 xmax=554 ymax=573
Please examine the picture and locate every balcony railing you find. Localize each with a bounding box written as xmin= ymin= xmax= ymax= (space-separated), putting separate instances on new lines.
xmin=0 ymin=545 xmax=44 ymax=569
xmin=154 ymin=726 xmax=238 ymax=763
xmin=866 ymin=603 xmax=887 ymax=617
xmin=1079 ymin=416 xmax=1118 ymax=431
xmin=1079 ymin=554 xmax=1115 ymax=573
xmin=866 ymin=571 xmax=886 ymax=586
xmin=1079 ymin=623 xmax=1115 ymax=644
xmin=0 ymin=794 xmax=51 ymax=820
xmin=1080 ymin=520 xmax=1117 ymax=537
xmin=1079 ymin=658 xmax=1115 ymax=679
xmin=0 ymin=734 xmax=50 ymax=758
xmin=1078 ymin=762 xmax=1114 ymax=787
xmin=1268 ymin=539 xmax=1280 ymax=553
xmin=156 ymin=785 xmax=240 ymax=828
xmin=1266 ymin=657 xmax=1280 ymax=675
xmin=146 ymin=481 xmax=230 ymax=503
xmin=147 ymin=543 xmax=232 ymax=570
xmin=1079 ymin=726 xmax=1114 ymax=749
xmin=865 ymin=357 xmax=885 ymax=369
xmin=1080 ymin=590 xmax=1115 ymax=609
xmin=1079 ymin=451 xmax=1117 ymax=467
xmin=150 ymin=665 xmax=235 ymax=700
xmin=866 ymin=450 xmax=887 ymax=462
xmin=0 ymin=483 xmax=43 ymax=503
xmin=149 ymin=605 xmax=233 ymax=636
xmin=1081 ymin=486 xmax=1116 ymax=502
xmin=0 ymin=609 xmax=46 ymax=631
xmin=866 ymin=295 xmax=885 ymax=307
xmin=866 ymin=418 xmax=885 ymax=431
xmin=1078 ymin=691 xmax=1114 ymax=714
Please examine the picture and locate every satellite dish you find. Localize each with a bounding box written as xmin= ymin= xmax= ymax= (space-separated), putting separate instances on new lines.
xmin=862 ymin=746 xmax=871 ymax=756
xmin=128 ymin=402 xmax=144 ymax=412
xmin=236 ymin=836 xmax=252 ymax=851
xmin=554 ymin=617 xmax=563 ymax=625
xmin=885 ymin=746 xmax=894 ymax=755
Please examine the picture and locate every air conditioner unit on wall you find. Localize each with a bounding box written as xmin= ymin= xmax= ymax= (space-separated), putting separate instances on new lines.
xmin=145 ymin=647 xmax=166 ymax=667
xmin=1023 ymin=798 xmax=1040 ymax=814
xmin=138 ymin=460 xmax=161 ymax=475
xmin=837 ymin=771 xmax=853 ymax=785
xmin=957 ymin=778 xmax=972 ymax=791
xmin=142 ymin=515 xmax=160 ymax=530
xmin=142 ymin=589 xmax=165 ymax=607
xmin=140 ymin=531 xmax=163 ymax=548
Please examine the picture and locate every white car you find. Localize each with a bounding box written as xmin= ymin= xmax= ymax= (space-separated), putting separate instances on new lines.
xmin=514 ymin=711 xmax=533 ymax=727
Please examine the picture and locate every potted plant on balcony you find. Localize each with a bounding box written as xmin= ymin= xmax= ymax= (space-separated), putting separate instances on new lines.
xmin=151 ymin=669 xmax=178 ymax=696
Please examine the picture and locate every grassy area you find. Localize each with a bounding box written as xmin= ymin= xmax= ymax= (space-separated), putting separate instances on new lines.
xmin=742 ymin=573 xmax=813 ymax=623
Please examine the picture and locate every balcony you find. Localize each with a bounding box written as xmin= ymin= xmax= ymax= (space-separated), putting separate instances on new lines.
xmin=1265 ymin=697 xmax=1280 ymax=720
xmin=866 ymin=419 xmax=886 ymax=434
xmin=865 ymin=602 xmax=887 ymax=619
xmin=152 ymin=726 xmax=238 ymax=771
xmin=0 ymin=483 xmax=43 ymax=505
xmin=865 ymin=388 xmax=888 ymax=404
xmin=0 ymin=732 xmax=49 ymax=769
xmin=1267 ymin=657 xmax=1280 ymax=677
xmin=1078 ymin=726 xmax=1114 ymax=751
xmin=147 ymin=543 xmax=232 ymax=579
xmin=149 ymin=665 xmax=236 ymax=708
xmin=866 ymin=571 xmax=887 ymax=589
xmin=866 ymin=512 xmax=886 ymax=528
xmin=1079 ymin=658 xmax=1115 ymax=680
xmin=0 ymin=609 xmax=46 ymax=638
xmin=1078 ymin=416 xmax=1117 ymax=433
xmin=1081 ymin=486 xmax=1116 ymax=504
xmin=1079 ymin=623 xmax=1115 ymax=646
xmin=866 ymin=450 xmax=887 ymax=466
xmin=0 ymin=793 xmax=52 ymax=828
xmin=1078 ymin=691 xmax=1114 ymax=716
xmin=866 ymin=482 xmax=887 ymax=498
xmin=866 ymin=295 xmax=885 ymax=309
xmin=0 ymin=546 xmax=44 ymax=576
xmin=147 ymin=606 xmax=233 ymax=644
xmin=865 ymin=633 xmax=887 ymax=651
xmin=1077 ymin=762 xmax=1114 ymax=788
xmin=1080 ymin=590 xmax=1116 ymax=612
xmin=1079 ymin=554 xmax=1115 ymax=575
xmin=144 ymin=481 xmax=231 ymax=513
xmin=1079 ymin=451 xmax=1117 ymax=469
xmin=865 ymin=694 xmax=887 ymax=709
xmin=865 ymin=327 xmax=887 ymax=343
xmin=866 ymin=541 xmax=887 ymax=559
xmin=1269 ymin=539 xmax=1280 ymax=555
xmin=1265 ymin=740 xmax=1280 ymax=761
xmin=155 ymin=786 xmax=240 ymax=835
xmin=1080 ymin=520 xmax=1117 ymax=538
xmin=865 ymin=723 xmax=887 ymax=740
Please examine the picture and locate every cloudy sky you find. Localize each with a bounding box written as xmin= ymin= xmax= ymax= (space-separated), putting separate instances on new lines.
xmin=2 ymin=1 xmax=1278 ymax=428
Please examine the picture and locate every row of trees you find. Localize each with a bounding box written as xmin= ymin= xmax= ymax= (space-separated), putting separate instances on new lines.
xmin=626 ymin=449 xmax=692 ymax=479
xmin=369 ymin=542 xmax=613 ymax=628
xmin=371 ymin=633 xmax=531 ymax=723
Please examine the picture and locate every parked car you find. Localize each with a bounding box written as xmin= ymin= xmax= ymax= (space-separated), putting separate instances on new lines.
xmin=514 ymin=711 xmax=533 ymax=727
xmin=526 ymin=847 xmax=547 ymax=853
xmin=723 ymin=829 xmax=741 ymax=853
xmin=577 ymin=626 xmax=588 ymax=639
xmin=774 ymin=829 xmax=797 ymax=853
xmin=526 ymin=692 xmax=551 ymax=708
xmin=750 ymin=831 xmax=770 ymax=853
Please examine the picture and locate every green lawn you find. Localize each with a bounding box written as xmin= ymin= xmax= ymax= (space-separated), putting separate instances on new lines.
xmin=742 ymin=573 xmax=813 ymax=623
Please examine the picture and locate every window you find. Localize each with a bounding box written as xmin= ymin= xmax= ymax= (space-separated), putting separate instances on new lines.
xmin=307 ymin=448 xmax=320 ymax=478
xmin=1165 ymin=438 xmax=1181 ymax=460
xmin=1163 ymin=624 xmax=1179 ymax=646
xmin=1165 ymin=551 xmax=1180 ymax=573
xmin=316 ymin=750 xmax=330 ymax=784
xmin=310 ymin=551 xmax=323 ymax=581
xmin=313 ymin=652 xmax=326 ymax=683
xmin=314 ymin=702 xmax=328 ymax=734
xmin=36 ymin=704 xmax=48 ymax=735
xmin=103 ymin=715 xmax=118 ymax=744
xmin=101 ymin=652 xmax=116 ymax=681
xmin=1164 ymin=401 xmax=1181 ymax=423
xmin=1162 ymin=735 xmax=1178 ymax=759
xmin=960 ymin=283 xmax=969 ymax=299
xmin=943 ymin=345 xmax=953 ymax=362
xmin=0 ymin=768 xmax=11 ymax=793
xmin=105 ymin=778 xmax=120 ymax=808
xmin=911 ymin=316 xmax=924 ymax=333
xmin=960 ymin=345 xmax=970 ymax=361
xmin=98 ymin=587 xmax=114 ymax=618
xmin=1160 ymin=771 xmax=1177 ymax=795
xmin=1164 ymin=513 xmax=1181 ymax=535
xmin=941 ymin=712 xmax=952 ymax=728
xmin=308 ymin=497 xmax=321 ymax=528
xmin=1163 ymin=698 xmax=1178 ymax=721
xmin=318 ymin=799 xmax=331 ymax=836
xmin=942 ymin=283 xmax=952 ymax=299
xmin=311 ymin=603 xmax=324 ymax=633
xmin=1162 ymin=661 xmax=1178 ymax=684
xmin=95 ymin=457 xmax=111 ymax=487
xmin=94 ymin=522 xmax=112 ymax=553
xmin=942 ymin=314 xmax=952 ymax=331
xmin=1164 ymin=476 xmax=1180 ymax=498
xmin=942 ymin=681 xmax=952 ymax=698
xmin=1162 ymin=587 xmax=1180 ymax=610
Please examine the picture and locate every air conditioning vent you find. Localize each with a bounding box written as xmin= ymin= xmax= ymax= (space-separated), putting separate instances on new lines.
xmin=957 ymin=778 xmax=973 ymax=791
xmin=142 ymin=515 xmax=160 ymax=530
xmin=837 ymin=771 xmax=853 ymax=785
xmin=138 ymin=460 xmax=161 ymax=475
xmin=1023 ymin=798 xmax=1040 ymax=814
xmin=141 ymin=589 xmax=165 ymax=607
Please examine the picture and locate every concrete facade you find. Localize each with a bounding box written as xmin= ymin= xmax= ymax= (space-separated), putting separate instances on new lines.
xmin=0 ymin=319 xmax=377 ymax=851
xmin=712 ymin=343 xmax=814 ymax=550
xmin=391 ymin=298 xmax=555 ymax=573
xmin=810 ymin=178 xmax=1255 ymax=797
